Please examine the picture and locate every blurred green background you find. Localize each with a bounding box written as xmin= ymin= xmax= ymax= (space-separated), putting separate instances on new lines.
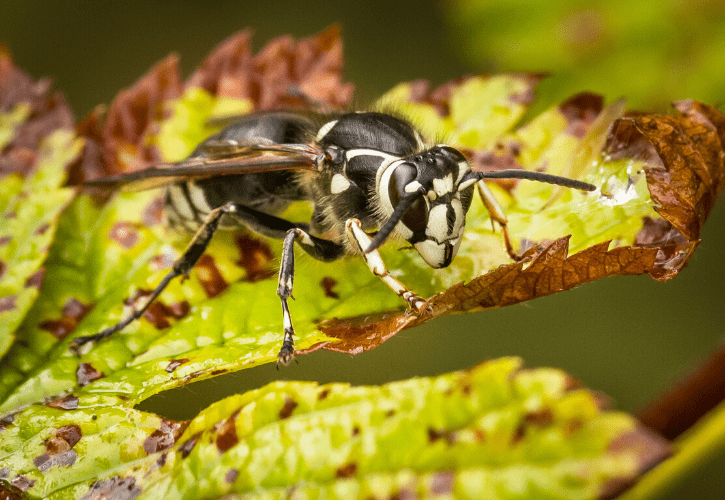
xmin=2 ymin=0 xmax=725 ymax=497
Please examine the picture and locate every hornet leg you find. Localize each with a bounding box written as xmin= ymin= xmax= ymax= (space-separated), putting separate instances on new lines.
xmin=73 ymin=201 xmax=241 ymax=349
xmin=476 ymin=180 xmax=521 ymax=261
xmin=345 ymin=218 xmax=427 ymax=313
xmin=277 ymin=228 xmax=346 ymax=365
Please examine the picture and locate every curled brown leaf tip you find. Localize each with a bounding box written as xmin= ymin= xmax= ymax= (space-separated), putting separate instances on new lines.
xmin=186 ymin=25 xmax=352 ymax=111
xmin=0 ymin=49 xmax=74 ymax=179
xmin=608 ymin=103 xmax=725 ymax=241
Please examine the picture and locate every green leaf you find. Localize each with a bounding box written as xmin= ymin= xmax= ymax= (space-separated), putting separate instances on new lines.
xmin=0 ymin=127 xmax=80 ymax=358
xmin=0 ymin=358 xmax=668 ymax=499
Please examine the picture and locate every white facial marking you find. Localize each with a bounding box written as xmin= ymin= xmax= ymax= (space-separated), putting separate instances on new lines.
xmin=456 ymin=161 xmax=470 ymax=184
xmin=451 ymin=197 xmax=464 ymax=234
xmin=405 ymin=181 xmax=422 ymax=193
xmin=376 ymin=158 xmax=405 ymax=216
xmin=432 ymin=173 xmax=454 ymax=197
xmin=414 ymin=239 xmax=446 ymax=268
xmin=315 ymin=120 xmax=338 ymax=142
xmin=346 ymin=149 xmax=396 ymax=161
xmin=330 ymin=174 xmax=351 ymax=194
xmin=426 ymin=204 xmax=450 ymax=242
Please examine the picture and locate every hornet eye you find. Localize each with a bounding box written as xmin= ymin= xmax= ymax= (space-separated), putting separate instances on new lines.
xmin=401 ymin=194 xmax=428 ymax=232
xmin=388 ymin=162 xmax=417 ymax=207
xmin=388 ymin=163 xmax=427 ymax=233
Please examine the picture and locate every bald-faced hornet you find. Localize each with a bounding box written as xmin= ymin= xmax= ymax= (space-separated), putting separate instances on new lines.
xmin=74 ymin=110 xmax=596 ymax=364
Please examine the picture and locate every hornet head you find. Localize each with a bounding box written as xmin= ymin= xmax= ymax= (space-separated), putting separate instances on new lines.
xmin=373 ymin=145 xmax=476 ymax=268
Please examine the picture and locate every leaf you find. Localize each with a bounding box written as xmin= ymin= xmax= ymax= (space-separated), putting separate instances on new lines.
xmin=0 ymin=358 xmax=670 ymax=499
xmin=0 ymin=49 xmax=78 ymax=359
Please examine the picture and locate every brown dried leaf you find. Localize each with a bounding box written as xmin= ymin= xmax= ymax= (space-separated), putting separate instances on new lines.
xmin=0 ymin=49 xmax=74 ymax=177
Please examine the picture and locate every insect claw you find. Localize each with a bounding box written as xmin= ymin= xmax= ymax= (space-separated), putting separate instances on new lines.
xmin=277 ymin=345 xmax=295 ymax=367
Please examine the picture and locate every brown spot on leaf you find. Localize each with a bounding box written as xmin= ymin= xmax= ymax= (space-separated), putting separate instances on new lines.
xmin=45 ymin=395 xmax=79 ymax=410
xmin=0 ymin=468 xmax=10 ymax=478
xmin=76 ymin=362 xmax=104 ymax=387
xmin=335 ymin=462 xmax=357 ymax=478
xmin=317 ymin=388 xmax=330 ymax=400
xmin=0 ymin=236 xmax=11 ymax=246
xmin=148 ymin=250 xmax=175 ymax=272
xmin=386 ymin=409 xmax=395 ymax=418
xmin=525 ymin=408 xmax=554 ymax=427
xmin=279 ymin=397 xmax=298 ymax=419
xmin=24 ymin=268 xmax=44 ymax=288
xmin=0 ymin=484 xmax=23 ymax=500
xmin=235 ymin=234 xmax=275 ymax=282
xmin=80 ymin=476 xmax=142 ymax=500
xmin=165 ymin=358 xmax=189 ymax=373
xmin=195 ymin=254 xmax=229 ymax=298
xmin=563 ymin=418 xmax=584 ymax=436
xmin=511 ymin=423 xmax=526 ymax=444
xmin=33 ymin=450 xmax=77 ymax=472
xmin=55 ymin=425 xmax=82 ymax=448
xmin=352 ymin=426 xmax=360 ymax=437
xmin=215 ymin=414 xmax=239 ymax=453
xmin=40 ymin=298 xmax=91 ymax=339
xmin=430 ymin=472 xmax=454 ymax=495
xmin=179 ymin=434 xmax=199 ymax=458
xmin=10 ymin=475 xmax=35 ymax=491
xmin=125 ymin=289 xmax=188 ymax=330
xmin=225 ymin=468 xmax=239 ymax=483
xmin=0 ymin=295 xmax=17 ymax=312
xmin=154 ymin=453 xmax=167 ymax=470
xmin=143 ymin=197 xmax=164 ymax=226
xmin=33 ymin=223 xmax=50 ymax=236
xmin=427 ymin=428 xmax=455 ymax=445
xmin=143 ymin=419 xmax=187 ymax=454
xmin=320 ymin=277 xmax=339 ymax=299
xmin=109 ymin=222 xmax=140 ymax=249
xmin=185 ymin=370 xmax=204 ymax=381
